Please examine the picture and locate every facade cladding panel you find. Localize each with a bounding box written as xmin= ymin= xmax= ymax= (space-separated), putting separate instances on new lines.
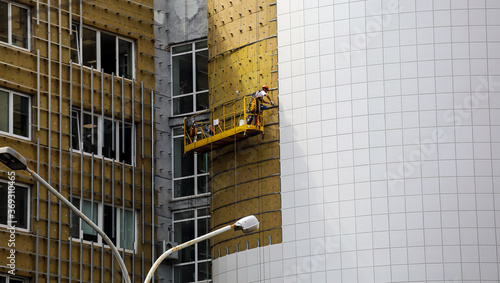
xmin=212 ymin=0 xmax=500 ymax=282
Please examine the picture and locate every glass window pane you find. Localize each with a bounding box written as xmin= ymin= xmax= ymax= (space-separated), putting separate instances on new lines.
xmin=197 ymin=153 xmax=208 ymax=174
xmin=13 ymin=94 xmax=29 ymax=137
xmin=118 ymin=39 xmax=132 ymax=79
xmin=174 ymin=263 xmax=195 ymax=283
xmin=0 ymin=2 xmax=8 ymax=43
xmin=82 ymin=28 xmax=97 ymax=68
xmin=70 ymin=24 xmax=80 ymax=63
xmin=173 ymin=128 xmax=184 ymax=136
xmin=103 ymin=205 xmax=116 ymax=245
xmin=195 ymin=40 xmax=207 ymax=50
xmin=196 ymin=50 xmax=208 ymax=91
xmin=69 ymin=197 xmax=80 ymax=238
xmin=82 ymin=113 xmax=98 ymax=154
xmin=172 ymin=43 xmax=192 ymax=54
xmin=197 ymin=175 xmax=209 ymax=195
xmin=196 ymin=91 xmax=209 ymax=112
xmin=0 ymin=182 xmax=8 ymax=226
xmin=82 ymin=201 xmax=98 ymax=241
xmin=197 ymin=208 xmax=209 ymax=217
xmin=102 ymin=118 xmax=115 ymax=159
xmin=100 ymin=32 xmax=116 ymax=74
xmin=0 ymin=183 xmax=28 ymax=229
xmin=198 ymin=261 xmax=211 ymax=281
xmin=0 ymin=90 xmax=9 ymax=133
xmin=174 ymin=220 xmax=195 ymax=262
xmin=11 ymin=5 xmax=28 ymax=48
xmin=120 ymin=209 xmax=134 ymax=249
xmin=71 ymin=110 xmax=80 ymax=150
xmin=172 ymin=54 xmax=193 ymax=97
xmin=173 ymin=210 xmax=194 ymax=221
xmin=0 ymin=275 xmax=5 ymax=283
xmin=174 ymin=178 xmax=194 ymax=198
xmin=173 ymin=95 xmax=193 ymax=116
xmin=197 ymin=219 xmax=210 ymax=260
xmin=120 ymin=122 xmax=133 ymax=164
xmin=13 ymin=185 xmax=28 ymax=229
xmin=174 ymin=137 xmax=194 ymax=178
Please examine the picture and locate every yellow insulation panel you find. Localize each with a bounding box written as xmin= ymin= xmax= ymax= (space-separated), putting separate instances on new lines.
xmin=0 ymin=0 xmax=156 ymax=280
xmin=207 ymin=0 xmax=280 ymax=257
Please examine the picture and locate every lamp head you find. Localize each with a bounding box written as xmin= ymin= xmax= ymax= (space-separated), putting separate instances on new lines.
xmin=0 ymin=147 xmax=27 ymax=170
xmin=234 ymin=215 xmax=259 ymax=234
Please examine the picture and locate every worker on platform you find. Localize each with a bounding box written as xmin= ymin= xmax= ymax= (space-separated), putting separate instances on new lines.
xmin=247 ymin=85 xmax=275 ymax=124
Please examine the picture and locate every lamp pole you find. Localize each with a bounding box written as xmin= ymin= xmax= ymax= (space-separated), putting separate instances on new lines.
xmin=144 ymin=215 xmax=259 ymax=283
xmin=0 ymin=147 xmax=131 ymax=283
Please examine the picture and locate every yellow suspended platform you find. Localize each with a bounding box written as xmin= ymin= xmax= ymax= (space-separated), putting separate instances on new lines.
xmin=184 ymin=96 xmax=264 ymax=154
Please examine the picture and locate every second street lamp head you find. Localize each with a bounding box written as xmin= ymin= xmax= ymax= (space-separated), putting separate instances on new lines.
xmin=0 ymin=147 xmax=27 ymax=170
xmin=234 ymin=215 xmax=259 ymax=234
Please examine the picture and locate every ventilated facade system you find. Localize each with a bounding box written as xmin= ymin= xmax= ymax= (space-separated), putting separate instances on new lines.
xmin=0 ymin=0 xmax=156 ymax=281
xmin=206 ymin=0 xmax=282 ymax=260
xmin=213 ymin=1 xmax=500 ymax=282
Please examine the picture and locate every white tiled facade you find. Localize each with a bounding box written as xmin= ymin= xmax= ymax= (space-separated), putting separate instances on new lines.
xmin=213 ymin=0 xmax=500 ymax=282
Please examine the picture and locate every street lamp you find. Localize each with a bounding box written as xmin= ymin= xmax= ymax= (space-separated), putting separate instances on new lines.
xmin=144 ymin=215 xmax=259 ymax=283
xmin=0 ymin=147 xmax=131 ymax=283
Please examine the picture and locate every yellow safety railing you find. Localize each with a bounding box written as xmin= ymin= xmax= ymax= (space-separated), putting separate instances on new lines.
xmin=184 ymin=95 xmax=264 ymax=153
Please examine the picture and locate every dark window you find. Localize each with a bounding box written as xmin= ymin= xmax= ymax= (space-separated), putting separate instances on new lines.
xmin=82 ymin=27 xmax=97 ymax=69
xmin=0 ymin=181 xmax=29 ymax=230
xmin=0 ymin=1 xmax=30 ymax=49
xmin=173 ymin=129 xmax=209 ymax=198
xmin=172 ymin=40 xmax=208 ymax=115
xmin=74 ymin=25 xmax=134 ymax=79
xmin=0 ymin=89 xmax=30 ymax=139
xmin=100 ymin=32 xmax=116 ymax=75
xmin=71 ymin=109 xmax=135 ymax=165
xmin=173 ymin=208 xmax=210 ymax=283
xmin=103 ymin=204 xmax=116 ymax=245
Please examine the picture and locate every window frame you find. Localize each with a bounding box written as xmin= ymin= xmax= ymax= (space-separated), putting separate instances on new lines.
xmin=170 ymin=39 xmax=209 ymax=116
xmin=0 ymin=179 xmax=30 ymax=232
xmin=0 ymin=88 xmax=31 ymax=140
xmin=71 ymin=24 xmax=135 ymax=79
xmin=71 ymin=109 xmax=136 ymax=166
xmin=172 ymin=127 xmax=209 ymax=200
xmin=172 ymin=207 xmax=211 ymax=283
xmin=69 ymin=197 xmax=138 ymax=253
xmin=0 ymin=0 xmax=31 ymax=50
xmin=0 ymin=273 xmax=30 ymax=283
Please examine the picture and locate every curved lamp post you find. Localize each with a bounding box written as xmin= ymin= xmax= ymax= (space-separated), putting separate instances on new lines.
xmin=0 ymin=147 xmax=131 ymax=283
xmin=144 ymin=215 xmax=259 ymax=283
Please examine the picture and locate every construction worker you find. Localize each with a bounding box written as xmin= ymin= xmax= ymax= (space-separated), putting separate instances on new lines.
xmin=184 ymin=117 xmax=197 ymax=143
xmin=247 ymin=85 xmax=275 ymax=124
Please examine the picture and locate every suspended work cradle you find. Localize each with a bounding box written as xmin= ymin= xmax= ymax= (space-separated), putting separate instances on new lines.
xmin=184 ymin=95 xmax=264 ymax=154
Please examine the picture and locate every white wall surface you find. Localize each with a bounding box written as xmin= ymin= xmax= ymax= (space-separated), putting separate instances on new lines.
xmin=213 ymin=0 xmax=500 ymax=282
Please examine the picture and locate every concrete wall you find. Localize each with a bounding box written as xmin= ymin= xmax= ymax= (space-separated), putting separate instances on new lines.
xmin=154 ymin=0 xmax=209 ymax=281
xmin=213 ymin=0 xmax=500 ymax=282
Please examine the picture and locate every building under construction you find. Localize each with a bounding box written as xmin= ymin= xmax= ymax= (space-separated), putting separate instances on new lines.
xmin=0 ymin=0 xmax=157 ymax=281
xmin=3 ymin=0 xmax=499 ymax=282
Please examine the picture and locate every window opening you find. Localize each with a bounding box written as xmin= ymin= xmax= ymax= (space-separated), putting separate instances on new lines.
xmin=74 ymin=24 xmax=134 ymax=79
xmin=173 ymin=208 xmax=211 ymax=283
xmin=171 ymin=40 xmax=208 ymax=116
xmin=0 ymin=88 xmax=31 ymax=139
xmin=0 ymin=1 xmax=30 ymax=49
xmin=71 ymin=109 xmax=135 ymax=165
xmin=69 ymin=198 xmax=136 ymax=251
xmin=0 ymin=180 xmax=29 ymax=230
xmin=173 ymin=128 xmax=209 ymax=199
